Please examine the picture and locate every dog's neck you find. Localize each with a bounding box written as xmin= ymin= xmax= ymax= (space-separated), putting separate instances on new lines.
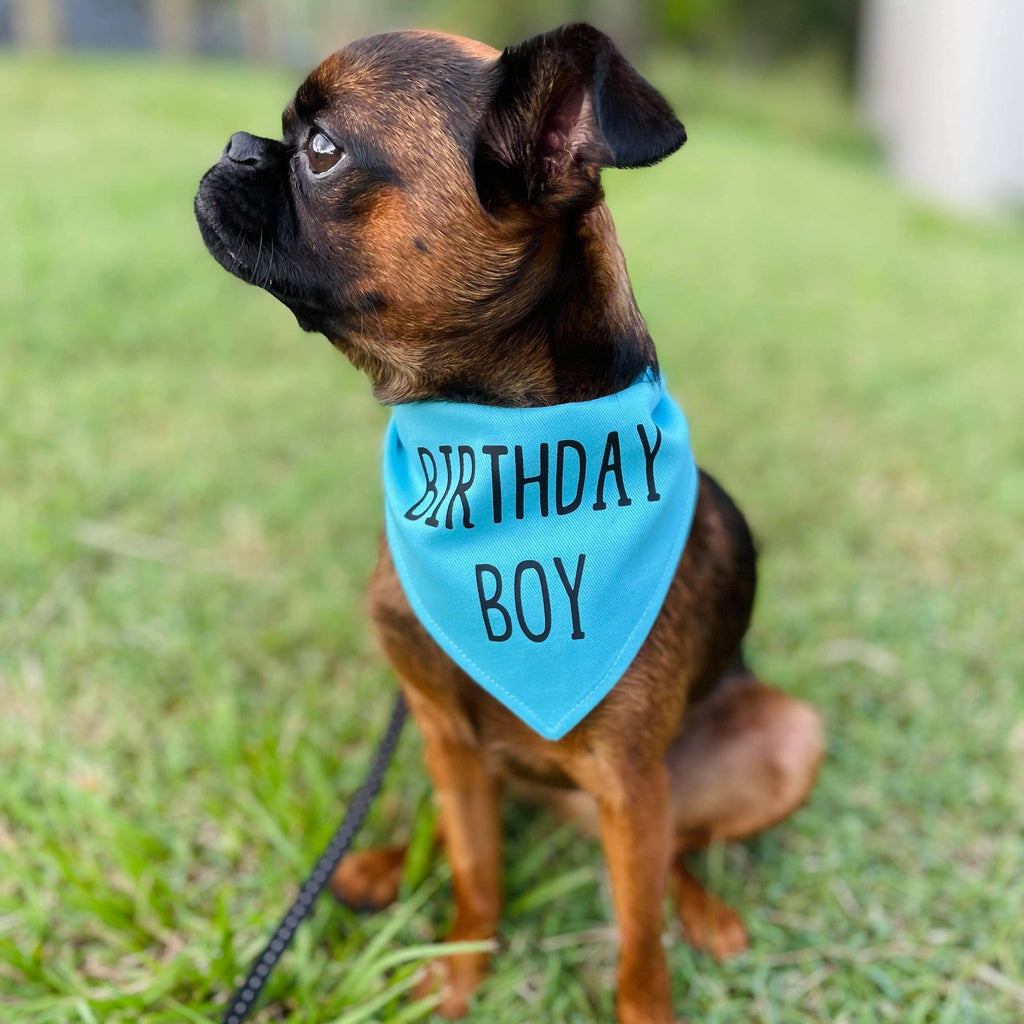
xmin=363 ymin=203 xmax=657 ymax=409
xmin=534 ymin=203 xmax=657 ymax=407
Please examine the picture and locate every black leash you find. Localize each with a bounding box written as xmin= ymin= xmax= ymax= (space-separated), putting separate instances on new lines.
xmin=221 ymin=693 xmax=408 ymax=1024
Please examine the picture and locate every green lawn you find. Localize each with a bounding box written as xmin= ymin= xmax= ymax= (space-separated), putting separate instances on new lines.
xmin=2 ymin=53 xmax=1023 ymax=1024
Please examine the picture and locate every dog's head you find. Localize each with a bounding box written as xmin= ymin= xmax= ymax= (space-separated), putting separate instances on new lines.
xmin=195 ymin=24 xmax=685 ymax=403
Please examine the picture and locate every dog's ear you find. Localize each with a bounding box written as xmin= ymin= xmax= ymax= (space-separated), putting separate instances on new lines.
xmin=475 ymin=23 xmax=686 ymax=214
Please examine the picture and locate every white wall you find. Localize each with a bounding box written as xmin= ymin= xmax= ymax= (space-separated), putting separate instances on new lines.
xmin=860 ymin=0 xmax=1024 ymax=213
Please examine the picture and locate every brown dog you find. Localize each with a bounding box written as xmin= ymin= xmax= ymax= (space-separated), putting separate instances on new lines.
xmin=196 ymin=24 xmax=824 ymax=1023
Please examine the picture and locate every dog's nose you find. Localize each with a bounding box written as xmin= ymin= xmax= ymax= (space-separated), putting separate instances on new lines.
xmin=223 ymin=131 xmax=269 ymax=167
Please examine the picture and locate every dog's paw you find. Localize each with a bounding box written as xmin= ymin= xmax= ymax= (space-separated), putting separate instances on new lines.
xmin=329 ymin=846 xmax=405 ymax=911
xmin=413 ymin=960 xmax=467 ymax=1020
xmin=675 ymin=889 xmax=749 ymax=961
xmin=413 ymin=947 xmax=491 ymax=1020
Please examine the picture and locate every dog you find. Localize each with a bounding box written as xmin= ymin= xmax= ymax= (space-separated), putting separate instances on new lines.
xmin=196 ymin=24 xmax=825 ymax=1024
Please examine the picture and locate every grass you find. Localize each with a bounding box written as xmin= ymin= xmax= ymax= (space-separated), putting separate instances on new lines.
xmin=2 ymin=50 xmax=1023 ymax=1024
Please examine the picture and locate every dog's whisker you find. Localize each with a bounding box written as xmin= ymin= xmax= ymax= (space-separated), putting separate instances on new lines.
xmin=371 ymin=305 xmax=385 ymax=346
xmin=261 ymin=237 xmax=275 ymax=290
xmin=250 ymin=228 xmax=264 ymax=286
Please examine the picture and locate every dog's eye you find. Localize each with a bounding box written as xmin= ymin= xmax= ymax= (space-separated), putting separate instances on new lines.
xmin=308 ymin=131 xmax=342 ymax=175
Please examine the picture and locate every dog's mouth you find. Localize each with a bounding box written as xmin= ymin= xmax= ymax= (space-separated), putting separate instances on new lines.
xmin=194 ymin=174 xmax=367 ymax=338
xmin=194 ymin=192 xmax=288 ymax=295
xmin=194 ymin=191 xmax=332 ymax=330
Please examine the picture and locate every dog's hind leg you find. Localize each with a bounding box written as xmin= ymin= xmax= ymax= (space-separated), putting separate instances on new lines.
xmin=669 ymin=671 xmax=824 ymax=849
xmin=667 ymin=671 xmax=825 ymax=959
xmin=671 ymin=854 xmax=749 ymax=960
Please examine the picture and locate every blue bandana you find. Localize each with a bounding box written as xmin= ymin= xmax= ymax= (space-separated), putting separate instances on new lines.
xmin=382 ymin=373 xmax=698 ymax=740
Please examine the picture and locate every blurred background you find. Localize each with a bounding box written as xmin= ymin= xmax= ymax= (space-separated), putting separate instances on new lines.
xmin=4 ymin=0 xmax=1024 ymax=211
xmin=2 ymin=3 xmax=1022 ymax=1024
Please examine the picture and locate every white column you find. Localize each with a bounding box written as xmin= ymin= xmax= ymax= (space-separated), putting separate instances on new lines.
xmin=860 ymin=0 xmax=1024 ymax=212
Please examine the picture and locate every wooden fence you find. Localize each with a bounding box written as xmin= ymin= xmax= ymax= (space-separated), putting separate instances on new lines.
xmin=2 ymin=0 xmax=358 ymax=62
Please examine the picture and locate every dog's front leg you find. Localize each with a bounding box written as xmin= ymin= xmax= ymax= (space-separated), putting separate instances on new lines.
xmin=596 ymin=761 xmax=675 ymax=1024
xmin=404 ymin=686 xmax=502 ymax=1019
